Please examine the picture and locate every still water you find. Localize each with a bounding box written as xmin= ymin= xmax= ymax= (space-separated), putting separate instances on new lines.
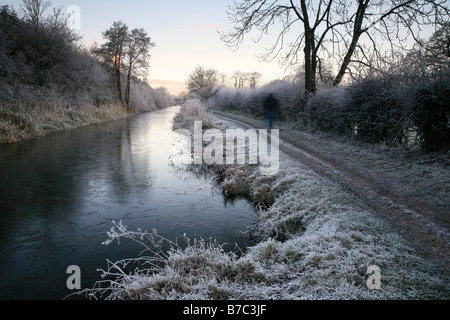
xmin=0 ymin=106 xmax=258 ymax=300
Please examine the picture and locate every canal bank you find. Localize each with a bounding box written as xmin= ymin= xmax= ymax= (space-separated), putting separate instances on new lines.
xmin=0 ymin=104 xmax=137 ymax=144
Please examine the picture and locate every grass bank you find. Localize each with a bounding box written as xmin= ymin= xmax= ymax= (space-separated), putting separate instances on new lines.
xmin=0 ymin=104 xmax=136 ymax=144
xmin=80 ymin=99 xmax=448 ymax=300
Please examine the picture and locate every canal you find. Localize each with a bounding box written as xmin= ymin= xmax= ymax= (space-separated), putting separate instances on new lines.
xmin=0 ymin=106 xmax=258 ymax=299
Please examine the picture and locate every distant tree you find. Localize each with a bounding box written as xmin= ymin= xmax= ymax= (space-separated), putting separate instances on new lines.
xmin=152 ymin=87 xmax=175 ymax=109
xmin=424 ymin=22 xmax=450 ymax=69
xmin=124 ymin=28 xmax=155 ymax=107
xmin=231 ymin=71 xmax=244 ymax=88
xmin=96 ymin=21 xmax=130 ymax=103
xmin=248 ymin=72 xmax=262 ymax=88
xmin=186 ymin=66 xmax=219 ymax=99
xmin=218 ymin=72 xmax=227 ymax=85
xmin=231 ymin=71 xmax=262 ymax=88
xmin=221 ymin=0 xmax=449 ymax=95
xmin=396 ymin=22 xmax=450 ymax=81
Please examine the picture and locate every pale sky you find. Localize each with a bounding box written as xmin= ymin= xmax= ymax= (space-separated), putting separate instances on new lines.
xmin=5 ymin=0 xmax=292 ymax=95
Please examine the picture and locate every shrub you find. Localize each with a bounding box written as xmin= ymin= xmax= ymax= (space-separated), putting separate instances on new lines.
xmin=172 ymin=99 xmax=214 ymax=131
xmin=345 ymin=77 xmax=410 ymax=145
xmin=413 ymin=78 xmax=450 ymax=152
xmin=305 ymin=86 xmax=349 ymax=134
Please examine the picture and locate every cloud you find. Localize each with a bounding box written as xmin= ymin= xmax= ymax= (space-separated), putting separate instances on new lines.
xmin=166 ymin=20 xmax=222 ymax=34
xmin=198 ymin=21 xmax=222 ymax=31
xmin=147 ymin=79 xmax=187 ymax=95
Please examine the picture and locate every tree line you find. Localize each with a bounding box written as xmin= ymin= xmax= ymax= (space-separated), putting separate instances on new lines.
xmin=0 ymin=0 xmax=173 ymax=115
xmin=184 ymin=67 xmax=266 ymax=100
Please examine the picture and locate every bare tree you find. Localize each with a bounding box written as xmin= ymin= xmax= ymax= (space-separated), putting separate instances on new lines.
xmin=124 ymin=28 xmax=155 ymax=107
xmin=221 ymin=0 xmax=449 ymax=94
xmin=21 ymin=0 xmax=50 ymax=32
xmin=231 ymin=71 xmax=244 ymax=88
xmin=186 ymin=66 xmax=219 ymax=99
xmin=231 ymin=71 xmax=262 ymax=88
xmin=248 ymin=71 xmax=262 ymax=88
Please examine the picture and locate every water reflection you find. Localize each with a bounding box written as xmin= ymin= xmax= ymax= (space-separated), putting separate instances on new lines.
xmin=0 ymin=107 xmax=258 ymax=299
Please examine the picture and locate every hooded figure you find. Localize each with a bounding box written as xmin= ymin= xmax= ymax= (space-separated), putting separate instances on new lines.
xmin=263 ymin=93 xmax=279 ymax=129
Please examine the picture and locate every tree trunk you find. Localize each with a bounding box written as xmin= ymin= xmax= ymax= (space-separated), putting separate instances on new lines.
xmin=333 ymin=1 xmax=368 ymax=87
xmin=116 ymin=67 xmax=123 ymax=104
xmin=304 ymin=30 xmax=317 ymax=95
xmin=310 ymin=34 xmax=318 ymax=93
xmin=299 ymin=0 xmax=317 ymax=95
xmin=125 ymin=65 xmax=132 ymax=107
xmin=114 ymin=45 xmax=124 ymax=104
xmin=333 ymin=36 xmax=361 ymax=86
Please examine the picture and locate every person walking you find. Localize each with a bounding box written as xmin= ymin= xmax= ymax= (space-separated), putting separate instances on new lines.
xmin=263 ymin=93 xmax=279 ymax=129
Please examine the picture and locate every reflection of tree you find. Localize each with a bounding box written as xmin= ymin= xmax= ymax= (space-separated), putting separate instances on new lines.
xmin=0 ymin=117 xmax=147 ymax=242
xmin=107 ymin=116 xmax=154 ymax=201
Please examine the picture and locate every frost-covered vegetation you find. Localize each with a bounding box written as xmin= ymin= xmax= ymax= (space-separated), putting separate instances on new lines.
xmin=305 ymin=68 xmax=450 ymax=152
xmin=208 ymin=64 xmax=450 ymax=153
xmin=209 ymin=80 xmax=305 ymax=123
xmin=207 ymin=22 xmax=450 ymax=153
xmin=0 ymin=2 xmax=173 ymax=143
xmin=172 ymin=99 xmax=215 ymax=131
xmin=79 ymin=100 xmax=448 ymax=300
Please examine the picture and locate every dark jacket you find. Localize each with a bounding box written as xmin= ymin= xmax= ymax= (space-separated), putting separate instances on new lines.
xmin=263 ymin=94 xmax=279 ymax=114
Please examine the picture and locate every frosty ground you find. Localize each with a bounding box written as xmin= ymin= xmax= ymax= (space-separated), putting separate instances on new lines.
xmin=83 ymin=100 xmax=449 ymax=300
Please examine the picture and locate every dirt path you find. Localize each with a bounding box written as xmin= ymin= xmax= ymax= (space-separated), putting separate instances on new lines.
xmin=213 ymin=111 xmax=449 ymax=275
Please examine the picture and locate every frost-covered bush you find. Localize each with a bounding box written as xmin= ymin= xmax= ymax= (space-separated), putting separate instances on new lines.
xmin=344 ymin=77 xmax=411 ymax=145
xmin=305 ymin=86 xmax=349 ymax=134
xmin=304 ymin=56 xmax=449 ymax=152
xmin=208 ymin=85 xmax=246 ymax=112
xmin=128 ymin=78 xmax=157 ymax=112
xmin=126 ymin=79 xmax=174 ymax=112
xmin=208 ymin=80 xmax=305 ymax=122
xmin=0 ymin=5 xmax=109 ymax=111
xmin=172 ymin=99 xmax=214 ymax=131
xmin=152 ymin=87 xmax=175 ymax=109
xmin=413 ymin=74 xmax=450 ymax=152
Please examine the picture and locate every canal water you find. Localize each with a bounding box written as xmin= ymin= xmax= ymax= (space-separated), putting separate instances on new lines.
xmin=0 ymin=106 xmax=258 ymax=299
